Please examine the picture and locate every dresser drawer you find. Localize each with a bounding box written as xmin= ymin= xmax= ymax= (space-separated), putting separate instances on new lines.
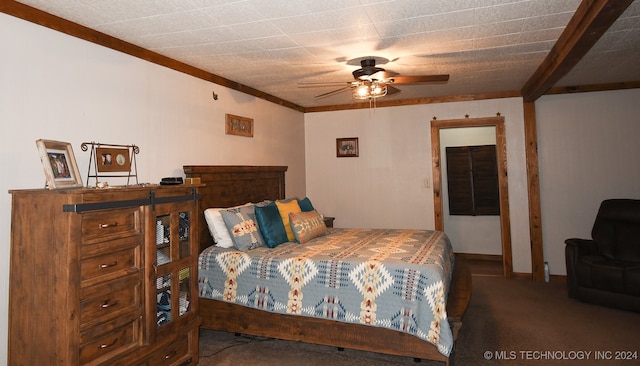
xmin=80 ymin=321 xmax=140 ymax=365
xmin=82 ymin=208 xmax=141 ymax=244
xmin=81 ymin=245 xmax=140 ymax=285
xmin=141 ymin=333 xmax=190 ymax=366
xmin=80 ymin=274 xmax=141 ymax=330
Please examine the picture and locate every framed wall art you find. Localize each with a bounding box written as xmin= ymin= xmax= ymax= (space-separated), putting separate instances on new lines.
xmin=225 ymin=113 xmax=254 ymax=137
xmin=95 ymin=147 xmax=131 ymax=172
xmin=36 ymin=139 xmax=83 ymax=189
xmin=336 ymin=137 xmax=359 ymax=157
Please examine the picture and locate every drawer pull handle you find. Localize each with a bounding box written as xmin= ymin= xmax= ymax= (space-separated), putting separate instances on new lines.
xmin=100 ymin=299 xmax=119 ymax=309
xmin=99 ymin=222 xmax=119 ymax=229
xmin=99 ymin=260 xmax=118 ymax=269
xmin=164 ymin=350 xmax=177 ymax=360
xmin=98 ymin=337 xmax=118 ymax=350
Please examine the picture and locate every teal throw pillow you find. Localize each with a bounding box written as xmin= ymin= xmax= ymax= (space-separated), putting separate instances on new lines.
xmin=297 ymin=197 xmax=315 ymax=212
xmin=255 ymin=202 xmax=288 ymax=248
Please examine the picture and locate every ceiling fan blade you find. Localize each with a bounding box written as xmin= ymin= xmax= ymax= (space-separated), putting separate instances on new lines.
xmin=298 ymin=81 xmax=353 ymax=88
xmin=391 ymin=75 xmax=450 ymax=84
xmin=386 ymin=85 xmax=401 ymax=96
xmin=370 ymin=70 xmax=399 ymax=80
xmin=314 ymin=86 xmax=353 ymax=99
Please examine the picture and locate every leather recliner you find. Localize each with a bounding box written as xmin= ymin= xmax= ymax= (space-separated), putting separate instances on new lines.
xmin=565 ymin=199 xmax=640 ymax=312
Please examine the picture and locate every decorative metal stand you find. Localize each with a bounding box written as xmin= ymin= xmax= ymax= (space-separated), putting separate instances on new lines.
xmin=81 ymin=142 xmax=140 ymax=187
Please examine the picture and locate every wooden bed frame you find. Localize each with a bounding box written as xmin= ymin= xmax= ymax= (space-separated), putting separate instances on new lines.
xmin=184 ymin=165 xmax=471 ymax=365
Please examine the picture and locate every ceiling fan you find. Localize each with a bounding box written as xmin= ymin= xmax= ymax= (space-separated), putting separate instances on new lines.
xmin=298 ymin=56 xmax=449 ymax=100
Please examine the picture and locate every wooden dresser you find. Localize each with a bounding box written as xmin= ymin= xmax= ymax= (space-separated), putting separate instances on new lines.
xmin=8 ymin=185 xmax=202 ymax=365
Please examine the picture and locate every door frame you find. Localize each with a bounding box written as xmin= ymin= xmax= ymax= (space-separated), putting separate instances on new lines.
xmin=431 ymin=116 xmax=513 ymax=277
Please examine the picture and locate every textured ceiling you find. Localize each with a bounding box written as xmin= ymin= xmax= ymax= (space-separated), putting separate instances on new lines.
xmin=12 ymin=0 xmax=640 ymax=108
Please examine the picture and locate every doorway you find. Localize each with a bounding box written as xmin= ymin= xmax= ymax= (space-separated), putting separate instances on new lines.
xmin=431 ymin=116 xmax=513 ymax=277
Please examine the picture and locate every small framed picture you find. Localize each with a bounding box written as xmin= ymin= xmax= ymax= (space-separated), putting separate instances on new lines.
xmin=225 ymin=114 xmax=254 ymax=137
xmin=336 ymin=137 xmax=359 ymax=157
xmin=36 ymin=139 xmax=83 ymax=189
xmin=95 ymin=147 xmax=131 ymax=172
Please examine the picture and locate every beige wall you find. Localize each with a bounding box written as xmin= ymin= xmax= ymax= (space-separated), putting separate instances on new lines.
xmin=304 ymin=89 xmax=640 ymax=280
xmin=0 ymin=14 xmax=305 ymax=363
xmin=536 ymin=89 xmax=640 ymax=277
xmin=304 ymin=98 xmax=531 ymax=272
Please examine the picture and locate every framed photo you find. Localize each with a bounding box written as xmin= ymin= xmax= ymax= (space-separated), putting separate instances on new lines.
xmin=225 ymin=114 xmax=254 ymax=137
xmin=36 ymin=139 xmax=83 ymax=189
xmin=95 ymin=147 xmax=131 ymax=172
xmin=336 ymin=137 xmax=359 ymax=157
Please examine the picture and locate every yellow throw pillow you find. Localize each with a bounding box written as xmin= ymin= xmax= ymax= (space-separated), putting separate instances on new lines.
xmin=275 ymin=199 xmax=302 ymax=241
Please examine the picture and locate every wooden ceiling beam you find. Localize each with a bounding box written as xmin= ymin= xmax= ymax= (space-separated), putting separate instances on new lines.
xmin=521 ymin=0 xmax=633 ymax=102
xmin=0 ymin=1 xmax=306 ymax=113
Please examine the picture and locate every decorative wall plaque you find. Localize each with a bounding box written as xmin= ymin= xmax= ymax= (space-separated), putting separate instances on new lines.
xmin=225 ymin=114 xmax=253 ymax=137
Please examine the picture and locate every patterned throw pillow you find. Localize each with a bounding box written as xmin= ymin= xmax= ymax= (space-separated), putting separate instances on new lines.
xmin=204 ymin=203 xmax=253 ymax=248
xmin=276 ymin=199 xmax=302 ymax=241
xmin=289 ymin=210 xmax=327 ymax=244
xmin=220 ymin=205 xmax=265 ymax=251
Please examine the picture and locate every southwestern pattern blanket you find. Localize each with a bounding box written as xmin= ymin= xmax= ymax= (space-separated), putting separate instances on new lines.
xmin=198 ymin=228 xmax=455 ymax=356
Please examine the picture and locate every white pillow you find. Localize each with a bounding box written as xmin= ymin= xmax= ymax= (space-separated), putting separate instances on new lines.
xmin=204 ymin=203 xmax=253 ymax=248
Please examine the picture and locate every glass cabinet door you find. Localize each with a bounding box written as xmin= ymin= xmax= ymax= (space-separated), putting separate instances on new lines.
xmin=178 ymin=211 xmax=192 ymax=259
xmin=148 ymin=200 xmax=197 ymax=339
xmin=178 ymin=267 xmax=191 ymax=317
xmin=156 ymin=273 xmax=172 ymax=326
xmin=155 ymin=214 xmax=171 ymax=265
xmin=156 ymin=268 xmax=192 ymax=325
xmin=155 ymin=211 xmax=191 ymax=265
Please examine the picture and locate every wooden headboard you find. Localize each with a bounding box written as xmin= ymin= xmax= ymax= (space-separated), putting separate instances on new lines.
xmin=183 ymin=165 xmax=287 ymax=252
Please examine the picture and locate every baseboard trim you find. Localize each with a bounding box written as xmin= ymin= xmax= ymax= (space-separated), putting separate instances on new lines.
xmin=455 ymin=253 xmax=568 ymax=282
xmin=512 ymin=272 xmax=532 ymax=280
xmin=511 ymin=272 xmax=567 ymax=282
xmin=455 ymin=253 xmax=503 ymax=262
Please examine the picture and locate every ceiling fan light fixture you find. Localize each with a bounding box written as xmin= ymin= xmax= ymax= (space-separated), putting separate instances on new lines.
xmin=353 ymin=80 xmax=387 ymax=100
xmin=304 ymin=56 xmax=449 ymax=101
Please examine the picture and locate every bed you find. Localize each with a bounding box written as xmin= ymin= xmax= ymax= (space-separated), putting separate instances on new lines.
xmin=184 ymin=165 xmax=471 ymax=365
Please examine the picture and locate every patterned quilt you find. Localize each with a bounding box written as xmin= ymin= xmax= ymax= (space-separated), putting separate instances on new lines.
xmin=198 ymin=228 xmax=456 ymax=356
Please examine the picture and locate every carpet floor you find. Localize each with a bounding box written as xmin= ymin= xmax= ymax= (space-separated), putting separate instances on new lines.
xmin=197 ymin=275 xmax=639 ymax=365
